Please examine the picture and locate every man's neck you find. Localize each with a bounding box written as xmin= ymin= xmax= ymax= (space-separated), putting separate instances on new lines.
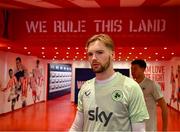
xmin=95 ymin=68 xmax=115 ymax=81
xmin=136 ymin=75 xmax=145 ymax=84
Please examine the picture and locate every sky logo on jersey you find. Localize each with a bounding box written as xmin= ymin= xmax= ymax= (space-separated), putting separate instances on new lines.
xmin=88 ymin=107 xmax=113 ymax=127
xmin=112 ymin=90 xmax=123 ymax=101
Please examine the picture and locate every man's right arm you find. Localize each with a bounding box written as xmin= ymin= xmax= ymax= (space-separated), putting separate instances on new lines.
xmin=69 ymin=110 xmax=83 ymax=131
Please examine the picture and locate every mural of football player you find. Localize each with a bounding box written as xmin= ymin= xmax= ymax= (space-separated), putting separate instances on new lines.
xmin=20 ymin=71 xmax=29 ymax=108
xmin=0 ymin=69 xmax=18 ymax=111
xmin=169 ymin=66 xmax=176 ymax=106
xmin=176 ymin=65 xmax=180 ymax=110
xmin=29 ymin=69 xmax=38 ymax=103
xmin=33 ymin=60 xmax=44 ymax=101
xmin=14 ymin=57 xmax=27 ymax=102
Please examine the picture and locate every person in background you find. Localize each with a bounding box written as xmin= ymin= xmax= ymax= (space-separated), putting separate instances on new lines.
xmin=131 ymin=59 xmax=168 ymax=131
xmin=1 ymin=69 xmax=18 ymax=111
xmin=70 ymin=34 xmax=149 ymax=131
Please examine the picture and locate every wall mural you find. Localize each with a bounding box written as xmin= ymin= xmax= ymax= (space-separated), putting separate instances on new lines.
xmin=0 ymin=55 xmax=45 ymax=114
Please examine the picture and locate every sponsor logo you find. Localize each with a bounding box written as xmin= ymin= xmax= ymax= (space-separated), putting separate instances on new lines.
xmin=85 ymin=89 xmax=91 ymax=96
xmin=88 ymin=107 xmax=113 ymax=127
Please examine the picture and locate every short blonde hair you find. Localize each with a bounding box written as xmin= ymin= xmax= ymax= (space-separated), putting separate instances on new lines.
xmin=86 ymin=34 xmax=114 ymax=51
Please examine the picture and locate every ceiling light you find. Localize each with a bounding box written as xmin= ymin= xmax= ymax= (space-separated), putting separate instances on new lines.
xmin=62 ymin=58 xmax=65 ymax=60
xmin=127 ymin=56 xmax=129 ymax=59
xmin=119 ymin=52 xmax=122 ymax=55
xmin=66 ymin=56 xmax=69 ymax=58
xmin=43 ymin=56 xmax=45 ymax=58
xmin=81 ymin=59 xmax=83 ymax=61
xmin=155 ymin=53 xmax=158 ymax=55
xmin=131 ymin=47 xmax=135 ymax=50
xmin=76 ymin=52 xmax=79 ymax=54
xmin=119 ymin=56 xmax=121 ymax=58
xmin=56 ymin=52 xmax=59 ymax=54
xmin=67 ymin=47 xmax=70 ymax=50
xmin=144 ymin=47 xmax=147 ymax=50
xmin=28 ymin=52 xmax=31 ymax=54
xmin=129 ymin=53 xmax=132 ymax=55
xmin=139 ymin=52 xmax=142 ymax=55
xmin=162 ymin=56 xmax=165 ymax=59
xmin=54 ymin=47 xmax=58 ymax=50
xmin=75 ymin=56 xmax=78 ymax=58
xmin=135 ymin=56 xmax=138 ymax=59
xmin=84 ymin=56 xmax=86 ymax=58
xmin=148 ymin=56 xmax=151 ymax=59
xmin=66 ymin=52 xmax=69 ymax=54
xmin=52 ymin=58 xmax=55 ymax=61
xmin=41 ymin=52 xmax=45 ymax=54
xmin=24 ymin=47 xmax=27 ymax=50
xmin=164 ymin=47 xmax=167 ymax=50
xmin=156 ymin=59 xmax=158 ymax=61
xmin=84 ymin=52 xmax=86 ymax=54
xmin=54 ymin=56 xmax=57 ymax=58
xmin=41 ymin=47 xmax=45 ymax=50
xmin=75 ymin=47 xmax=79 ymax=50
xmin=171 ymin=52 xmax=174 ymax=55
xmin=7 ymin=47 xmax=11 ymax=49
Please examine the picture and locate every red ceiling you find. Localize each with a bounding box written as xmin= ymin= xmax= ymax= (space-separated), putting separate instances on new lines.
xmin=0 ymin=0 xmax=180 ymax=61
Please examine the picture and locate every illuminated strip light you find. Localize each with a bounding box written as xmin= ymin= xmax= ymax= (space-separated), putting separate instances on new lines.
xmin=68 ymin=0 xmax=100 ymax=8
xmin=120 ymin=0 xmax=145 ymax=7
xmin=15 ymin=0 xmax=62 ymax=8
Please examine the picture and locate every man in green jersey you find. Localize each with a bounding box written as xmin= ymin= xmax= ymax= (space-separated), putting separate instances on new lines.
xmin=70 ymin=34 xmax=149 ymax=131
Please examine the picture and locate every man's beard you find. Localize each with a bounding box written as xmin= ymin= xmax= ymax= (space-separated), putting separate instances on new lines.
xmin=91 ymin=56 xmax=111 ymax=73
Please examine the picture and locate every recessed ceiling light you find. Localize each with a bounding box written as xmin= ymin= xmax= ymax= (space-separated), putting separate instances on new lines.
xmin=27 ymin=52 xmax=31 ymax=54
xmin=126 ymin=59 xmax=128 ymax=61
xmin=171 ymin=52 xmax=174 ymax=55
xmin=73 ymin=58 xmax=75 ymax=61
xmin=66 ymin=56 xmax=69 ymax=58
xmin=54 ymin=47 xmax=58 ymax=50
xmin=41 ymin=52 xmax=45 ymax=55
xmin=148 ymin=56 xmax=151 ymax=59
xmin=162 ymin=56 xmax=165 ymax=59
xmin=76 ymin=52 xmax=79 ymax=54
xmin=81 ymin=59 xmax=83 ymax=61
xmin=164 ymin=47 xmax=167 ymax=50
xmin=144 ymin=47 xmax=147 ymax=50
xmin=155 ymin=53 xmax=158 ymax=55
xmin=52 ymin=58 xmax=55 ymax=61
xmin=156 ymin=59 xmax=158 ymax=61
xmin=119 ymin=52 xmax=122 ymax=55
xmin=119 ymin=56 xmax=121 ymax=58
xmin=56 ymin=52 xmax=59 ymax=54
xmin=41 ymin=47 xmax=45 ymax=50
xmin=127 ymin=56 xmax=129 ymax=59
xmin=75 ymin=56 xmax=77 ymax=58
xmin=62 ymin=58 xmax=65 ymax=60
xmin=84 ymin=52 xmax=86 ymax=54
xmin=66 ymin=52 xmax=69 ymax=54
xmin=131 ymin=47 xmax=135 ymax=50
xmin=43 ymin=56 xmax=45 ymax=58
xmin=139 ymin=52 xmax=142 ymax=55
xmin=135 ymin=56 xmax=138 ymax=59
xmin=144 ymin=59 xmax=147 ymax=61
xmin=67 ymin=47 xmax=70 ymax=50
xmin=84 ymin=56 xmax=86 ymax=58
xmin=129 ymin=53 xmax=132 ymax=55
xmin=24 ymin=47 xmax=27 ymax=50
xmin=7 ymin=47 xmax=11 ymax=49
xmin=76 ymin=47 xmax=79 ymax=50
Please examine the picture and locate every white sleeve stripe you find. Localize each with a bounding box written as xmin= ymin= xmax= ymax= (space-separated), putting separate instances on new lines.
xmin=69 ymin=111 xmax=83 ymax=132
xmin=132 ymin=122 xmax=145 ymax=132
